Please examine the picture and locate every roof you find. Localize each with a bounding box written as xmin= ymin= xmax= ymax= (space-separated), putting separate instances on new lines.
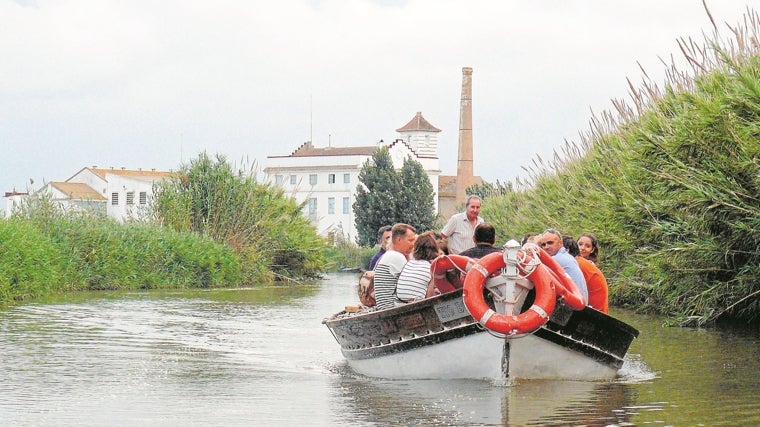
xmin=49 ymin=182 xmax=106 ymax=201
xmin=86 ymin=167 xmax=174 ymax=180
xmin=396 ymin=112 xmax=441 ymax=133
xmin=275 ymin=141 xmax=379 ymax=158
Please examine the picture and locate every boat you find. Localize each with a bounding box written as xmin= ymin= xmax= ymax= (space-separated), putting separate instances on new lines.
xmin=322 ymin=240 xmax=639 ymax=382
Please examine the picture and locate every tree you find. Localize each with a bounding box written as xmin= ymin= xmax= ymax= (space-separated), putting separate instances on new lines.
xmin=354 ymin=147 xmax=400 ymax=246
xmin=354 ymin=147 xmax=437 ymax=246
xmin=398 ymin=156 xmax=436 ymax=232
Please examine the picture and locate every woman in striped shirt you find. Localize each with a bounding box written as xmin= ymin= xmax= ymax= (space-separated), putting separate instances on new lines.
xmin=395 ymin=231 xmax=441 ymax=305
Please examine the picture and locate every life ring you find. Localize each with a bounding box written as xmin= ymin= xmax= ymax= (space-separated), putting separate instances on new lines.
xmin=463 ymin=252 xmax=557 ymax=335
xmin=524 ymin=243 xmax=586 ymax=310
xmin=430 ymin=254 xmax=475 ymax=293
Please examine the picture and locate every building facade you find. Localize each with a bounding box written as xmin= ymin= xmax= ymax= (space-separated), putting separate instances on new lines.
xmin=4 ymin=167 xmax=173 ymax=221
xmin=264 ymin=112 xmax=442 ymax=243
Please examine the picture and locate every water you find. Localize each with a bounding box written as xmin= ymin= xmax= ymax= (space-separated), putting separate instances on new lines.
xmin=0 ymin=273 xmax=758 ymax=426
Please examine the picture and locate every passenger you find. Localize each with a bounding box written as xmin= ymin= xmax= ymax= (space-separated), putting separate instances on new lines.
xmin=396 ymin=231 xmax=441 ymax=305
xmin=521 ymin=233 xmax=538 ymax=246
xmin=564 ymin=236 xmax=609 ymax=313
xmin=578 ymin=232 xmax=600 ymax=264
xmin=369 ymin=225 xmax=392 ymax=270
xmin=373 ymin=223 xmax=417 ymax=310
xmin=539 ymin=228 xmax=588 ymax=303
xmin=459 ymin=223 xmax=501 ymax=259
xmin=435 ymin=239 xmax=464 ymax=290
xmin=441 ymin=195 xmax=484 ymax=254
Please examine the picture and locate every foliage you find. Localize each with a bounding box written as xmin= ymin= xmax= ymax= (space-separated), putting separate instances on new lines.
xmin=481 ymin=10 xmax=760 ymax=325
xmin=398 ymin=156 xmax=436 ymax=232
xmin=0 ymin=209 xmax=245 ymax=305
xmin=354 ymin=147 xmax=401 ymax=246
xmin=152 ymin=152 xmax=328 ymax=280
xmin=323 ymin=232 xmax=377 ymax=271
xmin=354 ymin=147 xmax=437 ymax=245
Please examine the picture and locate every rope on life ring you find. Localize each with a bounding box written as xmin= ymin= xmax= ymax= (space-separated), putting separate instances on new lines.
xmin=523 ymin=243 xmax=586 ymax=311
xmin=463 ymin=251 xmax=558 ymax=336
xmin=430 ymin=254 xmax=475 ymax=293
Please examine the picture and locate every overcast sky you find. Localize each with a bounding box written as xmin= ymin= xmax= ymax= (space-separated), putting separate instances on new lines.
xmin=1 ymin=1 xmax=754 ymax=207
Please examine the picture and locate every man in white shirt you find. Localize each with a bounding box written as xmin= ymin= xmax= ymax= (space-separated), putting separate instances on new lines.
xmin=441 ymin=195 xmax=484 ymax=254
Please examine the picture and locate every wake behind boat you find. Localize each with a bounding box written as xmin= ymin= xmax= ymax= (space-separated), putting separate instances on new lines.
xmin=323 ymin=240 xmax=639 ymax=382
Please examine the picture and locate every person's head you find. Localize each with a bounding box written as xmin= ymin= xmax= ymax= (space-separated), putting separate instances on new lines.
xmin=539 ymin=228 xmax=563 ymax=256
xmin=563 ymin=235 xmax=580 ymax=257
xmin=578 ymin=233 xmax=599 ymax=262
xmin=521 ymin=233 xmax=537 ymax=246
xmin=391 ymin=223 xmax=417 ymax=257
xmin=464 ymin=195 xmax=481 ymax=221
xmin=473 ymin=223 xmax=496 ymax=245
xmin=377 ymin=225 xmax=392 ymax=249
xmin=413 ymin=231 xmax=440 ymax=262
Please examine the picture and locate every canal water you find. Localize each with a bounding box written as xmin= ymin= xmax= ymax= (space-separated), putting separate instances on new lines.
xmin=1 ymin=272 xmax=758 ymax=426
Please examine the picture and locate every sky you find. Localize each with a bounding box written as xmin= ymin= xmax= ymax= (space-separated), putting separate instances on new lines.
xmin=1 ymin=0 xmax=755 ymax=209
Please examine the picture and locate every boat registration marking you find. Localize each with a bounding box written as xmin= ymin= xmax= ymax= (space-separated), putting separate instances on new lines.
xmin=434 ymin=298 xmax=470 ymax=323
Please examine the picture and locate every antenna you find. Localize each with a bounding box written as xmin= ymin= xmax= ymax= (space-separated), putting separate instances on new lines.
xmin=310 ymin=95 xmax=313 ymax=143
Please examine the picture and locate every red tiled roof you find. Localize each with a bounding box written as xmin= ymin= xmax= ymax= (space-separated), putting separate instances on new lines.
xmin=87 ymin=167 xmax=174 ymax=180
xmin=280 ymin=141 xmax=378 ymax=157
xmin=396 ymin=112 xmax=441 ymax=133
xmin=50 ymin=182 xmax=106 ymax=200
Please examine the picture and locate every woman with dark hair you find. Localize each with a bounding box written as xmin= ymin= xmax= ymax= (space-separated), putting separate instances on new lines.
xmin=564 ymin=236 xmax=609 ymax=313
xmin=395 ymin=231 xmax=440 ymax=304
xmin=578 ymin=233 xmax=600 ymax=264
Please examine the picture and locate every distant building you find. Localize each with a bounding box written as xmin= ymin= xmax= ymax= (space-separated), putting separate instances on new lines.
xmin=264 ymin=112 xmax=442 ymax=243
xmin=4 ymin=166 xmax=173 ymax=221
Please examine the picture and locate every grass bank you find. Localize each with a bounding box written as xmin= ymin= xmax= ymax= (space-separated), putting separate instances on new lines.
xmin=482 ymin=8 xmax=759 ymax=325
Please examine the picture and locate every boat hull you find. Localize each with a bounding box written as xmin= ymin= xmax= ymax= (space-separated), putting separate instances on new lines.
xmin=324 ymin=289 xmax=638 ymax=381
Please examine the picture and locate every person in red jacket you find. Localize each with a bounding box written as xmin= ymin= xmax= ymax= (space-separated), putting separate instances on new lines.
xmin=563 ymin=236 xmax=609 ymax=313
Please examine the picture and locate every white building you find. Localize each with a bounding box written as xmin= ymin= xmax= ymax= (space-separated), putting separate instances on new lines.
xmin=4 ymin=167 xmax=173 ymax=221
xmin=264 ymin=112 xmax=442 ymax=242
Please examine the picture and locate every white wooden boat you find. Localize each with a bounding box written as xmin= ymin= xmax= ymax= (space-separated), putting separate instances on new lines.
xmin=323 ymin=241 xmax=639 ymax=382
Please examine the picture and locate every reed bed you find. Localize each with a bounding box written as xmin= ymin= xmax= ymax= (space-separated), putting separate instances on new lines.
xmin=483 ymin=6 xmax=760 ymax=325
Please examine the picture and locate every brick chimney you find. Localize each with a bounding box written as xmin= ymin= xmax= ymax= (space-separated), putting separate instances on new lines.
xmin=455 ymin=67 xmax=474 ymax=206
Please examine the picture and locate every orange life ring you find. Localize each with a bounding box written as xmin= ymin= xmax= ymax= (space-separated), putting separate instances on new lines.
xmin=463 ymin=251 xmax=558 ymax=335
xmin=430 ymin=254 xmax=475 ymax=293
xmin=527 ymin=244 xmax=586 ymax=311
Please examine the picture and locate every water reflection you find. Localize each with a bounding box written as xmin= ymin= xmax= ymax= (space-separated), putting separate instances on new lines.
xmin=335 ymin=368 xmax=638 ymax=426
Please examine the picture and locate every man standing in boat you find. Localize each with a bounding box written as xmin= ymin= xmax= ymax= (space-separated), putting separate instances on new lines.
xmin=373 ymin=223 xmax=416 ymax=310
xmin=441 ymin=195 xmax=484 ymax=254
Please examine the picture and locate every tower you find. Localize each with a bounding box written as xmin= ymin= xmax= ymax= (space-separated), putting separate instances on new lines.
xmin=455 ymin=67 xmax=474 ymax=206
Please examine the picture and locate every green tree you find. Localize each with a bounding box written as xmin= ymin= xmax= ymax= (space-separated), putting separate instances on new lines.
xmin=354 ymin=147 xmax=400 ymax=246
xmin=354 ymin=147 xmax=437 ymax=245
xmin=398 ymin=156 xmax=436 ymax=232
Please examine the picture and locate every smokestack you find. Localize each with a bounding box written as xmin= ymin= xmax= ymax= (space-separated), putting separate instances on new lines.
xmin=455 ymin=67 xmax=474 ymax=206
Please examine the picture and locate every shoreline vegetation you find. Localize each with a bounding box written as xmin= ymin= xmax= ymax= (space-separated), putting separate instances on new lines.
xmin=481 ymin=6 xmax=759 ymax=326
xmin=1 ymin=7 xmax=758 ymax=327
xmin=0 ymin=153 xmax=330 ymax=306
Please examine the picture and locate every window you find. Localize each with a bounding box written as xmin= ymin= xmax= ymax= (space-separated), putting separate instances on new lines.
xmin=275 ymin=175 xmax=284 ymax=185
xmin=126 ymin=192 xmax=134 ymax=205
xmin=343 ymin=173 xmax=350 ymax=184
xmin=308 ymin=198 xmax=317 ymax=214
xmin=289 ymin=175 xmax=297 ymax=185
xmin=328 ymin=197 xmax=335 ymax=214
xmin=342 ymin=197 xmax=349 ymax=214
xmin=328 ymin=173 xmax=336 ymax=184
xmin=111 ymin=192 xmax=119 ymax=206
xmin=139 ymin=192 xmax=147 ymax=205
xmin=309 ymin=174 xmax=317 ymax=185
